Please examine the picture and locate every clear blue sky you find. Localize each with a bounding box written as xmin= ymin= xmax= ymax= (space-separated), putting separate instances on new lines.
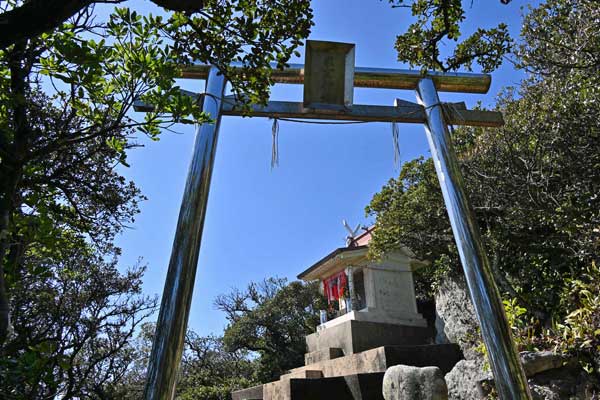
xmin=114 ymin=0 xmax=537 ymax=336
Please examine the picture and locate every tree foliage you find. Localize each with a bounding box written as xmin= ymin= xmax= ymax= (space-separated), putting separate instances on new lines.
xmin=388 ymin=0 xmax=513 ymax=72
xmin=107 ymin=279 xmax=324 ymax=398
xmin=0 ymin=0 xmax=312 ymax=348
xmin=0 ymin=233 xmax=156 ymax=400
xmin=104 ymin=323 xmax=256 ymax=400
xmin=177 ymin=333 xmax=256 ymax=400
xmin=369 ymin=0 xmax=600 ymax=376
xmin=367 ymin=0 xmax=599 ymax=330
xmin=216 ymin=278 xmax=325 ymax=382
xmin=0 ymin=0 xmax=313 ymax=397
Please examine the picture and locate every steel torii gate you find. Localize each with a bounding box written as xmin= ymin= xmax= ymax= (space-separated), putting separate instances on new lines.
xmin=137 ymin=41 xmax=533 ymax=400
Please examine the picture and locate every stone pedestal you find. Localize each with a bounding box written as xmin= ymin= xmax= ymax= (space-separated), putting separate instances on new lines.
xmin=306 ymin=320 xmax=432 ymax=358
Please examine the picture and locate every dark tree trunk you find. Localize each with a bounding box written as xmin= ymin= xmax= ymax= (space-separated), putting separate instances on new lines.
xmin=0 ymin=0 xmax=206 ymax=50
xmin=0 ymin=41 xmax=29 ymax=346
xmin=0 ymin=0 xmax=93 ymax=50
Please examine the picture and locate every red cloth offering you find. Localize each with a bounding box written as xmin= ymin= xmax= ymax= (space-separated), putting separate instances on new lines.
xmin=323 ymin=271 xmax=347 ymax=304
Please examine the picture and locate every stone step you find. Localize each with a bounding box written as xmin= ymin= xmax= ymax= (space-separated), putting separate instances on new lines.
xmin=280 ymin=369 xmax=323 ymax=380
xmin=304 ymin=347 xmax=344 ymax=365
xmin=264 ymin=373 xmax=385 ymax=400
xmin=232 ymin=344 xmax=463 ymax=400
xmin=291 ymin=344 xmax=462 ymax=378
xmin=232 ymin=383 xmax=263 ymax=400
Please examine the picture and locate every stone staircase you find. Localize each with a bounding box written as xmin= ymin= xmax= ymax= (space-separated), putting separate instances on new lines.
xmin=232 ymin=344 xmax=462 ymax=400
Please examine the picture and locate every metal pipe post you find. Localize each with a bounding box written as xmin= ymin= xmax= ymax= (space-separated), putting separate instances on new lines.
xmin=143 ymin=66 xmax=226 ymax=400
xmin=415 ymin=78 xmax=532 ymax=399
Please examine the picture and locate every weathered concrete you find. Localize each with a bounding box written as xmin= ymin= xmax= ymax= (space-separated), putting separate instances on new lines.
xmin=263 ymin=379 xmax=291 ymax=400
xmin=304 ymin=347 xmax=344 ymax=365
xmin=280 ymin=369 xmax=323 ymax=381
xmin=232 ymin=383 xmax=263 ymax=400
xmin=290 ymin=344 xmax=462 ymax=378
xmin=383 ymin=365 xmax=448 ymax=400
xmin=343 ymin=373 xmax=386 ymax=400
xmin=306 ymin=319 xmax=432 ymax=356
xmin=234 ymin=344 xmax=462 ymax=399
xmin=262 ymin=373 xmax=385 ymax=400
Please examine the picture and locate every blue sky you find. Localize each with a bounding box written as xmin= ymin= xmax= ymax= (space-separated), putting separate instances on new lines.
xmin=114 ymin=0 xmax=538 ymax=336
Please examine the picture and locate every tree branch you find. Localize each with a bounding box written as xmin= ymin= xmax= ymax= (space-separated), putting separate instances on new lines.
xmin=0 ymin=0 xmax=95 ymax=50
xmin=0 ymin=0 xmax=207 ymax=50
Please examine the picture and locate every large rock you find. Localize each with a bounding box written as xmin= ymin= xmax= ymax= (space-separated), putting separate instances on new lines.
xmin=447 ymin=353 xmax=599 ymax=400
xmin=383 ymin=365 xmax=448 ymax=400
xmin=520 ymin=351 xmax=571 ymax=377
xmin=434 ymin=273 xmax=481 ymax=360
xmin=526 ymin=361 xmax=597 ymax=399
xmin=444 ymin=358 xmax=491 ymax=400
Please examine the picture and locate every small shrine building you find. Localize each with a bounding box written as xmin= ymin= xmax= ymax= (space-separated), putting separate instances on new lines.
xmin=297 ymin=228 xmax=431 ymax=358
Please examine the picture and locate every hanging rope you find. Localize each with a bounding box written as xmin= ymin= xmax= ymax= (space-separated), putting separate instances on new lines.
xmin=391 ymin=122 xmax=401 ymax=169
xmin=424 ymin=102 xmax=465 ymax=134
xmin=267 ymin=118 xmax=368 ymax=169
xmin=271 ymin=118 xmax=279 ymax=168
xmin=265 ymin=101 xmax=462 ymax=169
xmin=274 ymin=117 xmax=369 ymax=125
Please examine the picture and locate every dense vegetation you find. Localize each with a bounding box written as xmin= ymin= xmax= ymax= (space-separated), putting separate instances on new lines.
xmin=216 ymin=278 xmax=325 ymax=382
xmin=367 ymin=0 xmax=600 ymax=368
xmin=0 ymin=0 xmax=312 ymax=398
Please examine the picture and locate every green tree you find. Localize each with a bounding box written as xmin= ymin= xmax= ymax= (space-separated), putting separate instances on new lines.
xmin=0 ymin=0 xmax=313 ymax=346
xmin=0 ymin=231 xmax=157 ymax=400
xmin=107 ymin=323 xmax=257 ymax=400
xmin=367 ymin=0 xmax=599 ymax=324
xmin=176 ymin=333 xmax=256 ymax=400
xmin=387 ymin=0 xmax=514 ymax=72
xmin=216 ymin=278 xmax=325 ymax=382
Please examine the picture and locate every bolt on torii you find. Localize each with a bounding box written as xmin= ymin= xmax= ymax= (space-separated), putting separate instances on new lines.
xmin=135 ymin=40 xmax=534 ymax=400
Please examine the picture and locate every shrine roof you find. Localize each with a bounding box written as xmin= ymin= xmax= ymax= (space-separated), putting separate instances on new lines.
xmin=297 ymin=245 xmax=369 ymax=281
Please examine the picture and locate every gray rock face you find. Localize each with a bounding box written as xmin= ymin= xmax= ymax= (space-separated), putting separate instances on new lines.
xmin=444 ymin=358 xmax=491 ymax=400
xmin=520 ymin=351 xmax=570 ymax=377
xmin=526 ymin=363 xmax=598 ymax=399
xmin=446 ymin=351 xmax=599 ymax=399
xmin=383 ymin=365 xmax=448 ymax=400
xmin=435 ymin=273 xmax=600 ymax=399
xmin=434 ymin=274 xmax=481 ymax=360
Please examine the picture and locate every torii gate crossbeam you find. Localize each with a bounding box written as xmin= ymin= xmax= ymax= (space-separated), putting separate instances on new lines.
xmin=140 ymin=46 xmax=532 ymax=400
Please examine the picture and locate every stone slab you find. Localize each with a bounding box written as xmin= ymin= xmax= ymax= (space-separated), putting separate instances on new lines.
xmin=232 ymin=344 xmax=462 ymax=400
xmin=306 ymin=319 xmax=432 ymax=356
xmin=232 ymin=383 xmax=263 ymax=400
xmin=343 ymin=372 xmax=386 ymax=400
xmin=304 ymin=347 xmax=344 ymax=365
xmin=280 ymin=369 xmax=323 ymax=380
xmin=292 ymin=344 xmax=462 ymax=378
xmin=261 ymin=373 xmax=385 ymax=400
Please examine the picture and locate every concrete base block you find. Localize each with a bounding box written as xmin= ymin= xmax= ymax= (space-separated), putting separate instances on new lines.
xmin=304 ymin=347 xmax=344 ymax=365
xmin=263 ymin=373 xmax=385 ymax=400
xmin=306 ymin=319 xmax=433 ymax=356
